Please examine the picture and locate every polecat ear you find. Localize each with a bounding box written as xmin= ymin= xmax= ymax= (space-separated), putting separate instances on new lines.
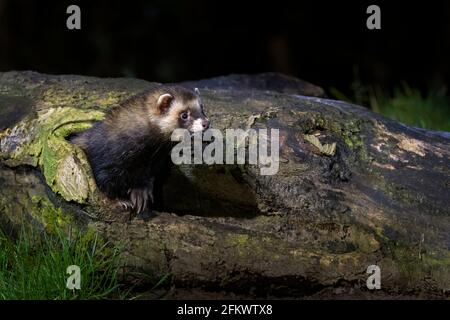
xmin=157 ymin=93 xmax=173 ymax=114
xmin=194 ymin=88 xmax=202 ymax=104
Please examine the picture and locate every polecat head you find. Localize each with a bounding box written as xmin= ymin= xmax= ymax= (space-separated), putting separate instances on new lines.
xmin=149 ymin=86 xmax=210 ymax=135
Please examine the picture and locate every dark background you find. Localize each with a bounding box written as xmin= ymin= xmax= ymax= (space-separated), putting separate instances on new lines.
xmin=0 ymin=0 xmax=449 ymax=96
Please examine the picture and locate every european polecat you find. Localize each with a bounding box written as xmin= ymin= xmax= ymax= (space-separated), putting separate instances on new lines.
xmin=71 ymin=85 xmax=210 ymax=215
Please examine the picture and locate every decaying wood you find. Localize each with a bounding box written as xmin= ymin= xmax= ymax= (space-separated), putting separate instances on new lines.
xmin=0 ymin=71 xmax=449 ymax=298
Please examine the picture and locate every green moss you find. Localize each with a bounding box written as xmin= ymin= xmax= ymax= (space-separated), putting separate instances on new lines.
xmin=31 ymin=195 xmax=74 ymax=233
xmin=37 ymin=108 xmax=103 ymax=182
xmin=368 ymin=168 xmax=419 ymax=206
xmin=9 ymin=108 xmax=103 ymax=202
xmin=28 ymin=195 xmax=105 ymax=251
xmin=0 ymin=90 xmax=115 ymax=203
xmin=389 ymin=243 xmax=450 ymax=290
xmin=229 ymin=234 xmax=249 ymax=246
xmin=334 ymin=120 xmax=364 ymax=149
xmin=303 ymin=113 xmax=365 ymax=150
xmin=225 ymin=233 xmax=268 ymax=259
xmin=38 ymin=87 xmax=130 ymax=111
xmin=348 ymin=228 xmax=380 ymax=253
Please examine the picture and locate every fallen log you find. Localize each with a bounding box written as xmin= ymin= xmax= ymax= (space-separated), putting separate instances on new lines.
xmin=0 ymin=71 xmax=448 ymax=298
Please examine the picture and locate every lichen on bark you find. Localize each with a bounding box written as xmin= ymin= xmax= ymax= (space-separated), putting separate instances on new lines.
xmin=0 ymin=71 xmax=449 ymax=298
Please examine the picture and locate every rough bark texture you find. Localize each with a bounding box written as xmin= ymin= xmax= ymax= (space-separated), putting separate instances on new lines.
xmin=0 ymin=71 xmax=449 ymax=299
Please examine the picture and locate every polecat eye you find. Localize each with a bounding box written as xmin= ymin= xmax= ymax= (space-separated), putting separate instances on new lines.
xmin=180 ymin=112 xmax=189 ymax=120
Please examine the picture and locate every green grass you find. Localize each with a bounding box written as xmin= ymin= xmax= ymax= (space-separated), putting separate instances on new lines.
xmin=330 ymin=81 xmax=450 ymax=132
xmin=0 ymin=226 xmax=126 ymax=300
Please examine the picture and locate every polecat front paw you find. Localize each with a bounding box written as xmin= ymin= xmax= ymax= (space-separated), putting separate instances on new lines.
xmin=129 ymin=187 xmax=154 ymax=214
xmin=118 ymin=200 xmax=133 ymax=211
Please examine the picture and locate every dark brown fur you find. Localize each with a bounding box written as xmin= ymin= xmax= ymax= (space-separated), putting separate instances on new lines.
xmin=71 ymin=85 xmax=209 ymax=215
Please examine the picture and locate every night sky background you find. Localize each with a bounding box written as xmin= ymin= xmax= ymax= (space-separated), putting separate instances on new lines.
xmin=0 ymin=0 xmax=449 ymax=97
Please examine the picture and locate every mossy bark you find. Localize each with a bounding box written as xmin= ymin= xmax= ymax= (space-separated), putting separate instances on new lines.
xmin=0 ymin=71 xmax=449 ymax=298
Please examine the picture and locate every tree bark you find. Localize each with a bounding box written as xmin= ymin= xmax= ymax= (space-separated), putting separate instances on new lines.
xmin=0 ymin=71 xmax=449 ymax=298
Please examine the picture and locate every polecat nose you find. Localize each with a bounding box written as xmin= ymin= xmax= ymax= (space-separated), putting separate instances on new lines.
xmin=202 ymin=119 xmax=210 ymax=130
